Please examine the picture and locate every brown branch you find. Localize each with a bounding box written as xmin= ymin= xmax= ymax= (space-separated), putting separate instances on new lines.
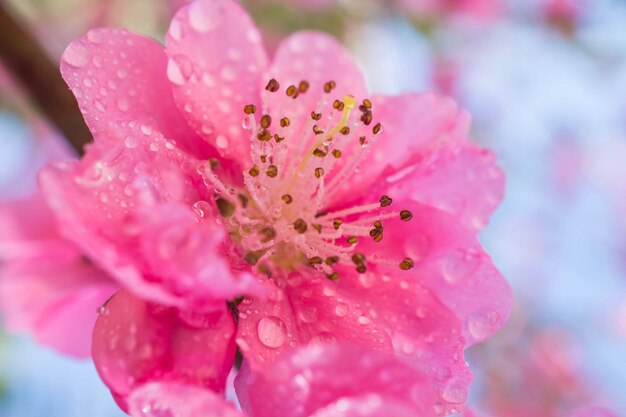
xmin=0 ymin=4 xmax=92 ymax=156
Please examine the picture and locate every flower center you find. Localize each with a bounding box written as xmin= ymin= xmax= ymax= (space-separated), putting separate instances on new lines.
xmin=198 ymin=78 xmax=415 ymax=281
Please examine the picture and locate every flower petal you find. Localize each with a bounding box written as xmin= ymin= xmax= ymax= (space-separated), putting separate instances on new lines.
xmin=236 ymin=344 xmax=437 ymax=417
xmin=0 ymin=195 xmax=118 ymax=358
xmin=349 ymin=201 xmax=513 ymax=346
xmin=128 ymin=382 xmax=243 ymax=417
xmin=235 ymin=273 xmax=392 ymax=369
xmin=308 ymin=395 xmax=419 ymax=417
xmin=332 ymin=263 xmax=472 ymax=414
xmin=39 ymin=137 xmax=257 ymax=309
xmin=93 ymin=290 xmax=236 ymax=406
xmin=0 ymin=259 xmax=117 ymax=358
xmin=61 ymin=28 xmax=210 ymax=158
xmin=165 ymin=0 xmax=269 ymax=164
xmin=324 ymin=93 xmax=502 ymax=231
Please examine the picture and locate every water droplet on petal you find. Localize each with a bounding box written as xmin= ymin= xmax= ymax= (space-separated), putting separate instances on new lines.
xmin=298 ymin=306 xmax=317 ymax=323
xmin=167 ymin=58 xmax=186 ymax=86
xmin=335 ymin=303 xmax=348 ymax=317
xmin=63 ymin=42 xmax=89 ymax=67
xmin=215 ymin=135 xmax=229 ymax=149
xmin=468 ymin=308 xmax=502 ymax=341
xmin=441 ymin=381 xmax=468 ymax=404
xmin=125 ymin=136 xmax=138 ymax=148
xmin=442 ymin=250 xmax=480 ymax=284
xmin=257 ymin=316 xmax=287 ymax=348
xmin=188 ymin=0 xmax=222 ymax=32
xmin=169 ymin=19 xmax=183 ymax=41
xmin=86 ymin=30 xmax=103 ymax=44
xmin=358 ymin=315 xmax=371 ymax=325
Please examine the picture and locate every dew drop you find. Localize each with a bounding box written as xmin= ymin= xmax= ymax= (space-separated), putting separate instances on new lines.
xmin=215 ymin=135 xmax=229 ymax=149
xmin=188 ymin=0 xmax=222 ymax=32
xmin=169 ymin=19 xmax=183 ymax=41
xmin=247 ymin=28 xmax=261 ymax=44
xmin=468 ymin=309 xmax=502 ymax=341
xmin=86 ymin=30 xmax=103 ymax=44
xmin=441 ymin=381 xmax=468 ymax=404
xmin=257 ymin=316 xmax=287 ymax=348
xmin=358 ymin=315 xmax=371 ymax=325
xmin=167 ymin=58 xmax=186 ymax=86
xmin=63 ymin=42 xmax=89 ymax=67
xmin=335 ymin=303 xmax=348 ymax=317
xmin=220 ymin=66 xmax=236 ymax=81
xmin=140 ymin=125 xmax=153 ymax=135
xmin=125 ymin=136 xmax=138 ymax=148
xmin=298 ymin=306 xmax=317 ymax=323
xmin=442 ymin=250 xmax=480 ymax=284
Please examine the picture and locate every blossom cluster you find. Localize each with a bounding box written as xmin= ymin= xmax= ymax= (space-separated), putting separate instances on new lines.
xmin=2 ymin=0 xmax=517 ymax=415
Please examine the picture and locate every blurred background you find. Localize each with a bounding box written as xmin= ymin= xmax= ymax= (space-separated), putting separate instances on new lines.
xmin=0 ymin=0 xmax=625 ymax=416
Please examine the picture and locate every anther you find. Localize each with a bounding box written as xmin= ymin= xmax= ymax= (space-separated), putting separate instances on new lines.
xmin=244 ymin=251 xmax=265 ymax=266
xmin=315 ymin=167 xmax=325 ymax=178
xmin=258 ymin=226 xmax=276 ymax=243
xmin=216 ymin=198 xmax=236 ymax=217
xmin=266 ymin=165 xmax=278 ymax=178
xmin=209 ymin=158 xmax=220 ymax=170
xmin=274 ymin=134 xmax=285 ymax=143
xmin=244 ymin=104 xmax=256 ymax=114
xmin=249 ymin=165 xmax=260 ymax=177
xmin=363 ymin=99 xmax=372 ymax=109
xmin=400 ymin=210 xmax=413 ymax=221
xmin=333 ymin=100 xmax=345 ymax=111
xmin=327 ymin=271 xmax=340 ymax=281
xmin=260 ymin=115 xmax=271 ymax=128
xmin=351 ymin=253 xmax=366 ymax=264
xmin=313 ymin=125 xmax=324 ymax=135
xmin=373 ymin=123 xmax=382 ymax=135
xmin=313 ymin=148 xmax=328 ymax=158
xmin=299 ymin=80 xmax=310 ymax=93
xmin=325 ymin=256 xmax=340 ymax=265
xmin=282 ymin=194 xmax=293 ymax=204
xmin=340 ymin=126 xmax=350 ymax=135
xmin=308 ymin=256 xmax=323 ymax=266
xmin=333 ymin=220 xmax=343 ymax=230
xmin=265 ymin=79 xmax=280 ymax=92
xmin=374 ymin=220 xmax=383 ymax=229
xmin=332 ymin=149 xmax=342 ymax=158
xmin=379 ymin=195 xmax=393 ymax=207
xmin=286 ymin=85 xmax=297 ymax=98
xmin=356 ymin=264 xmax=367 ymax=273
xmin=399 ymin=257 xmax=414 ymax=270
xmin=312 ymin=223 xmax=322 ymax=233
xmin=280 ymin=117 xmax=291 ymax=127
xmin=293 ymin=218 xmax=308 ymax=233
xmin=257 ymin=129 xmax=271 ymax=142
xmin=323 ymin=81 xmax=336 ymax=93
xmin=238 ymin=194 xmax=249 ymax=208
xmin=359 ymin=136 xmax=367 ymax=146
xmin=260 ymin=154 xmax=267 ymax=163
xmin=370 ymin=229 xmax=383 ymax=242
xmin=361 ymin=111 xmax=373 ymax=126
xmin=347 ymin=236 xmax=358 ymax=244
xmin=311 ymin=112 xmax=322 ymax=121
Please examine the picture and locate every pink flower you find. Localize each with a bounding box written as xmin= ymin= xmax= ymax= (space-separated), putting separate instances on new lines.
xmin=394 ymin=0 xmax=505 ymax=22
xmin=42 ymin=0 xmax=511 ymax=410
xmin=0 ymin=193 xmax=119 ymax=357
xmin=126 ymin=344 xmax=440 ymax=417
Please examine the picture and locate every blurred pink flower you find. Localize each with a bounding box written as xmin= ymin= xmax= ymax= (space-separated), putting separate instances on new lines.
xmin=0 ymin=193 xmax=119 ymax=357
xmin=39 ymin=0 xmax=510 ymax=410
xmin=127 ymin=344 xmax=440 ymax=417
xmin=395 ymin=0 xmax=505 ymax=22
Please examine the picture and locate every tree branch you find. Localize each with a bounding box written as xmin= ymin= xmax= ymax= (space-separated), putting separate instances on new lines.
xmin=0 ymin=4 xmax=91 ymax=155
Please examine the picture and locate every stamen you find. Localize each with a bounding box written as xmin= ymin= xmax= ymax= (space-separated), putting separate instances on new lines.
xmin=400 ymin=210 xmax=413 ymax=221
xmin=315 ymin=167 xmax=325 ymax=178
xmin=293 ymin=218 xmax=308 ymax=233
xmin=266 ymin=165 xmax=278 ymax=178
xmin=260 ymin=115 xmax=271 ymax=128
xmin=323 ymin=80 xmax=336 ymax=93
xmin=249 ymin=165 xmax=260 ymax=177
xmin=299 ymin=80 xmax=310 ymax=93
xmin=265 ymin=79 xmax=280 ymax=92
xmin=399 ymin=257 xmax=414 ymax=270
xmin=244 ymin=104 xmax=256 ymax=114
xmin=216 ymin=198 xmax=236 ymax=217
xmin=379 ymin=195 xmax=393 ymax=207
xmin=282 ymin=194 xmax=294 ymax=204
